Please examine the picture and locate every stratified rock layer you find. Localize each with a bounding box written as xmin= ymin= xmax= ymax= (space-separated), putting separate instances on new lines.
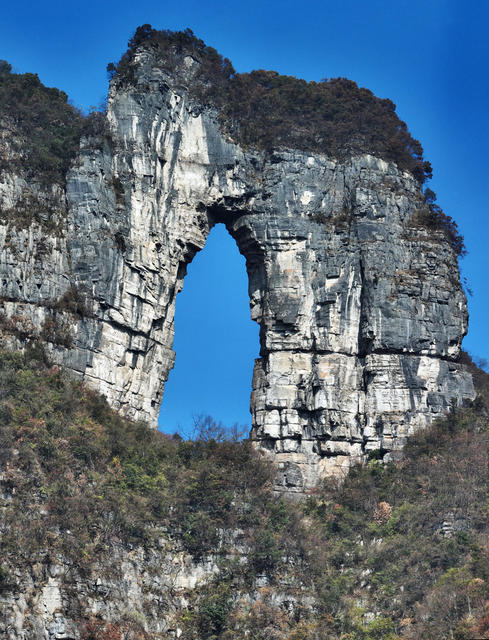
xmin=0 ymin=48 xmax=474 ymax=491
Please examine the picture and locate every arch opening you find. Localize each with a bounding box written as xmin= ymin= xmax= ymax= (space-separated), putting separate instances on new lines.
xmin=157 ymin=223 xmax=260 ymax=438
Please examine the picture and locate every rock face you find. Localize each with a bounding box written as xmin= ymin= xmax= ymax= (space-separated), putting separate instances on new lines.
xmin=0 ymin=47 xmax=474 ymax=491
xmin=1 ymin=536 xmax=220 ymax=639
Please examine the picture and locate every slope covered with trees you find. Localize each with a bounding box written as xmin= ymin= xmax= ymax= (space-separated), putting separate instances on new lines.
xmin=0 ymin=61 xmax=84 ymax=184
xmin=0 ymin=346 xmax=488 ymax=639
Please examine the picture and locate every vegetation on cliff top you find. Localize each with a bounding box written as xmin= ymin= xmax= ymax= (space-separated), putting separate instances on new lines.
xmin=1 ymin=347 xmax=489 ymax=638
xmin=109 ymin=25 xmax=433 ymax=183
xmin=0 ymin=60 xmax=84 ymax=184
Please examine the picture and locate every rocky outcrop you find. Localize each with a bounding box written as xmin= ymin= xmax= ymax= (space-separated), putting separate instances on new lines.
xmin=0 ymin=47 xmax=474 ymax=492
xmin=1 ymin=535 xmax=218 ymax=639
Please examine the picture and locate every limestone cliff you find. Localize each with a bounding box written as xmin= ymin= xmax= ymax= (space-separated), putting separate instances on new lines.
xmin=0 ymin=36 xmax=474 ymax=493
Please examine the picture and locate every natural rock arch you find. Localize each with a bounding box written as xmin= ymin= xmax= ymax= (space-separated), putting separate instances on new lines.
xmin=156 ymin=221 xmax=258 ymax=433
xmin=0 ymin=46 xmax=474 ymax=491
xmin=61 ymin=51 xmax=473 ymax=491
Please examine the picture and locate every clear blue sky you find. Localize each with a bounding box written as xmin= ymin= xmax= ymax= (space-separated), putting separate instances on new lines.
xmin=2 ymin=1 xmax=488 ymax=434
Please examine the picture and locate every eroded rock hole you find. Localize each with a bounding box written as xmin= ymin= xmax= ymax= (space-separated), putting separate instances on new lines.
xmin=157 ymin=223 xmax=259 ymax=437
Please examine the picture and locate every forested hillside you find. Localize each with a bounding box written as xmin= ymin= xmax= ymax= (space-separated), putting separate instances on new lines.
xmin=0 ymin=346 xmax=488 ymax=639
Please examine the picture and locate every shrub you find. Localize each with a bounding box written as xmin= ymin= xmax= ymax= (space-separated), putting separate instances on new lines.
xmin=196 ymin=585 xmax=232 ymax=639
xmin=50 ymin=285 xmax=93 ymax=318
xmin=408 ymin=188 xmax=466 ymax=256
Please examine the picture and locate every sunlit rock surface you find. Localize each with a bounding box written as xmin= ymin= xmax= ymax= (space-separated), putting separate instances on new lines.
xmin=0 ymin=48 xmax=474 ymax=492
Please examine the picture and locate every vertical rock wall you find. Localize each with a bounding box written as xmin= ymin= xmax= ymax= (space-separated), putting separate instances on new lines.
xmin=0 ymin=49 xmax=474 ymax=491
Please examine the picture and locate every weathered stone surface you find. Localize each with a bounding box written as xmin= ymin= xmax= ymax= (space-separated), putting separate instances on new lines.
xmin=0 ymin=526 xmax=309 ymax=639
xmin=0 ymin=47 xmax=475 ymax=492
xmin=0 ymin=532 xmax=220 ymax=639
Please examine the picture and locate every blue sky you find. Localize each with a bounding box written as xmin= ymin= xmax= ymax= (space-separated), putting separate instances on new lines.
xmin=2 ymin=1 xmax=488 ymax=433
